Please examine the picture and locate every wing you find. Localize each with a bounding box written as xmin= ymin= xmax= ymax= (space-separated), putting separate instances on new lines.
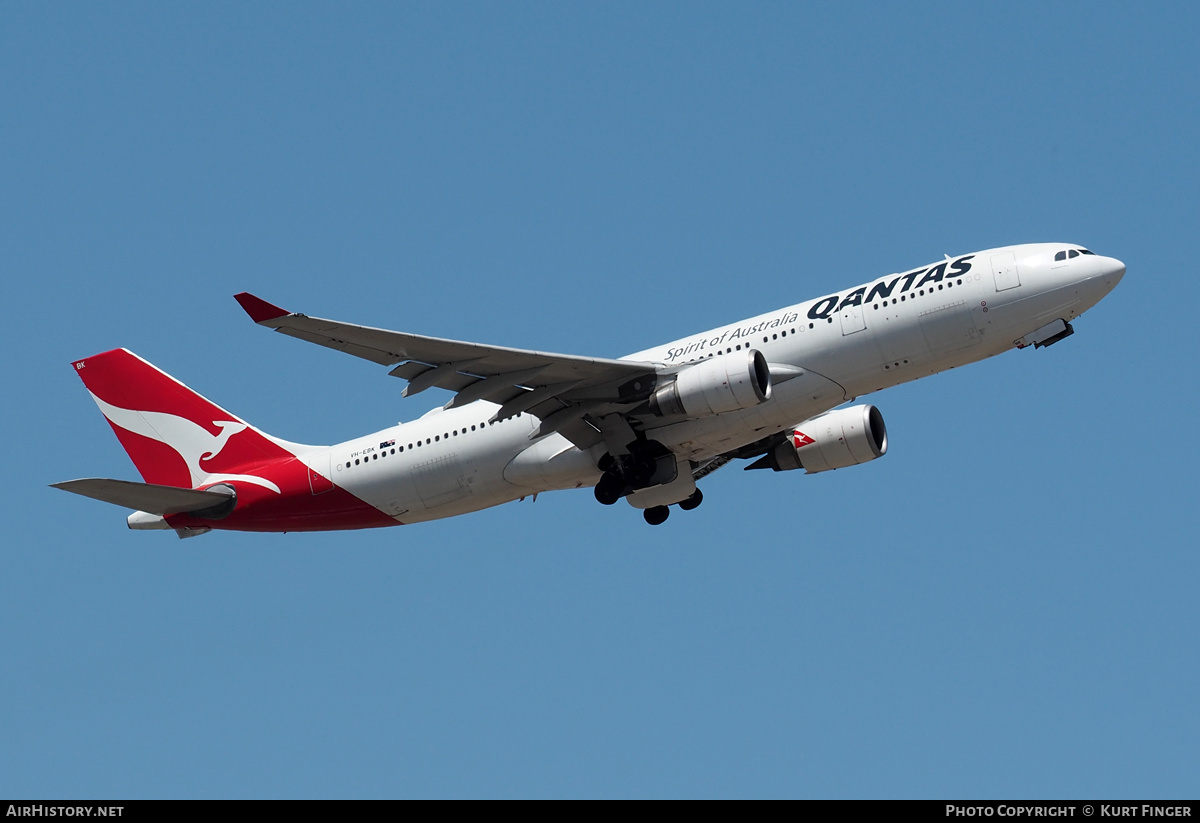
xmin=235 ymin=293 xmax=662 ymax=448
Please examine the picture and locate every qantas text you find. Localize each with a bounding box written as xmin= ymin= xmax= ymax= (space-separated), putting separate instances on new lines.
xmin=807 ymin=255 xmax=975 ymax=320
xmin=662 ymin=255 xmax=974 ymax=362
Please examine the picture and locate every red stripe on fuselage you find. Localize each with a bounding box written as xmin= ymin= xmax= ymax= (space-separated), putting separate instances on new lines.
xmin=164 ymin=456 xmax=400 ymax=532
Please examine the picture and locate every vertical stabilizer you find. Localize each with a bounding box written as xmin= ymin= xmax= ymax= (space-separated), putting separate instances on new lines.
xmin=71 ymin=349 xmax=306 ymax=488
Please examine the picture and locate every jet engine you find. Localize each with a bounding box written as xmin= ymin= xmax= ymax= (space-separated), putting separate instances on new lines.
xmin=750 ymin=404 xmax=888 ymax=473
xmin=650 ymin=350 xmax=771 ymax=417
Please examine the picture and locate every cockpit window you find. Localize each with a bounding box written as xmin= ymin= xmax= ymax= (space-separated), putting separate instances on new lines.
xmin=1056 ymin=248 xmax=1095 ymax=262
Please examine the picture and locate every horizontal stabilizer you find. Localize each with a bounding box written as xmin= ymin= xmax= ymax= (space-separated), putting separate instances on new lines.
xmin=50 ymin=478 xmax=235 ymax=515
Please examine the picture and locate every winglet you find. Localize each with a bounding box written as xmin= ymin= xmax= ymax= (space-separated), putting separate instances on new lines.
xmin=234 ymin=292 xmax=290 ymax=324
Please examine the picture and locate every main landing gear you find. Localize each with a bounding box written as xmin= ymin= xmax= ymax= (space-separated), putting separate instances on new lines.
xmin=593 ymin=468 xmax=627 ymax=506
xmin=640 ymin=489 xmax=703 ymax=526
xmin=592 ymin=443 xmax=704 ymax=526
xmin=592 ymin=447 xmax=665 ymax=506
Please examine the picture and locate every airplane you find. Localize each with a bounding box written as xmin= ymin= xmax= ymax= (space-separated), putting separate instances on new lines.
xmin=53 ymin=243 xmax=1124 ymax=535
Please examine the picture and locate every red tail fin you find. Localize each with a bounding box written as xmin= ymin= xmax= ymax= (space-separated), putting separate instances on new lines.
xmin=72 ymin=349 xmax=301 ymax=488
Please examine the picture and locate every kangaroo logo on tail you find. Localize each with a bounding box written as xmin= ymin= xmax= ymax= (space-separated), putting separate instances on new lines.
xmin=73 ymin=349 xmax=303 ymax=492
xmin=90 ymin=394 xmax=281 ymax=493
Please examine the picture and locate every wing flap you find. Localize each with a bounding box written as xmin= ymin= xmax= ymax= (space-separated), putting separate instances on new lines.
xmin=555 ymin=417 xmax=605 ymax=450
xmin=444 ymin=366 xmax=549 ymax=409
xmin=399 ymin=358 xmax=486 ymax=397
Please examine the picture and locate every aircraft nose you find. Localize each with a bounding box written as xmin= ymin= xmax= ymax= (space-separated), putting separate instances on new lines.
xmin=1100 ymin=256 xmax=1126 ymax=288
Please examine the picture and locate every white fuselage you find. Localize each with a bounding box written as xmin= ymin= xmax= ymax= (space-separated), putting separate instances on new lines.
xmin=316 ymin=244 xmax=1124 ymax=524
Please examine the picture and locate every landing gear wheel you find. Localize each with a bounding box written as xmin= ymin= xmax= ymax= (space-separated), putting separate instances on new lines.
xmin=643 ymin=506 xmax=670 ymax=526
xmin=678 ymin=489 xmax=703 ymax=511
xmin=594 ymin=471 xmax=623 ymax=506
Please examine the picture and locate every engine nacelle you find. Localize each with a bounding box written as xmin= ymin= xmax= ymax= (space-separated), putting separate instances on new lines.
xmin=650 ymin=349 xmax=771 ymax=417
xmin=762 ymin=405 xmax=888 ymax=473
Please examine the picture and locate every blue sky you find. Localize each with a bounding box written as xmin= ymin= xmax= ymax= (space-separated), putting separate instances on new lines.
xmin=3 ymin=2 xmax=1197 ymax=798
